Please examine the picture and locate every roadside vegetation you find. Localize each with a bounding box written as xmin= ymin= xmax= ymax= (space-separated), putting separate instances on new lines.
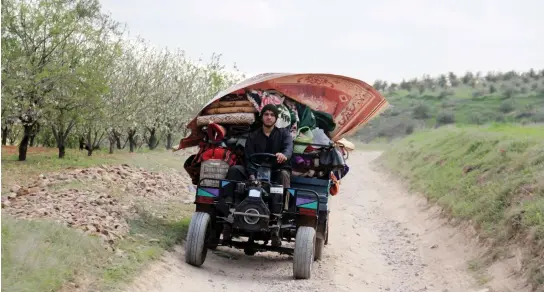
xmin=357 ymin=70 xmax=544 ymax=142
xmin=377 ymin=124 xmax=544 ymax=290
xmin=1 ymin=1 xmax=231 ymax=289
xmin=357 ymin=66 xmax=544 ymax=290
xmin=1 ymin=147 xmax=194 ymax=292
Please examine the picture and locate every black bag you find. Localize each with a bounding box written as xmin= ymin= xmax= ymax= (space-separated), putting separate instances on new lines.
xmin=184 ymin=154 xmax=201 ymax=185
xmin=319 ymin=147 xmax=345 ymax=169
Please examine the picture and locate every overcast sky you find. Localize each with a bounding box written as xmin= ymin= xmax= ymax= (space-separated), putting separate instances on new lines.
xmin=100 ymin=0 xmax=544 ymax=84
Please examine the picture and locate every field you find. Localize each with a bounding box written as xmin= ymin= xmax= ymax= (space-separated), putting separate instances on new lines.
xmin=1 ymin=147 xmax=195 ymax=292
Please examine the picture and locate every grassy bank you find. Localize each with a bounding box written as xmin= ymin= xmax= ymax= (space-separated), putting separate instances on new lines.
xmin=377 ymin=124 xmax=544 ymax=289
xmin=1 ymin=215 xmax=108 ymax=292
xmin=1 ymin=147 xmax=193 ymax=292
xmin=1 ymin=210 xmax=190 ymax=292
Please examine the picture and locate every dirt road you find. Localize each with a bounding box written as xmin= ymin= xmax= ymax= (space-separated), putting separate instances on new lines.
xmin=126 ymin=151 xmax=527 ymax=292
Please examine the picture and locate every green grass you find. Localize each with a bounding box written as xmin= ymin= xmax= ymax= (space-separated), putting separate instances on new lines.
xmin=1 ymin=214 xmax=108 ymax=292
xmin=1 ymin=210 xmax=191 ymax=292
xmin=1 ymin=148 xmax=194 ymax=292
xmin=356 ymin=80 xmax=544 ymax=142
xmin=99 ymin=206 xmax=191 ymax=291
xmin=377 ymin=125 xmax=544 ymax=290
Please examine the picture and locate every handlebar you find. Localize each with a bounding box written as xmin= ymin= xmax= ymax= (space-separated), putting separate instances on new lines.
xmin=249 ymin=153 xmax=281 ymax=168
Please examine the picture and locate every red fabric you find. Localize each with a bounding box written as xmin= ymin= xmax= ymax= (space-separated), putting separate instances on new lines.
xmin=330 ymin=172 xmax=340 ymax=196
xmin=177 ymin=73 xmax=389 ymax=150
xmin=197 ymin=144 xmax=237 ymax=166
xmin=206 ymin=123 xmax=226 ymax=143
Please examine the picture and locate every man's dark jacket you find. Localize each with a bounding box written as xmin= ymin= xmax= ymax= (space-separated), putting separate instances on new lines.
xmin=244 ymin=127 xmax=293 ymax=176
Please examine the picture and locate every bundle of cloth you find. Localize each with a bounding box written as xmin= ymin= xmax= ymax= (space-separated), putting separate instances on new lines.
xmin=184 ymin=88 xmax=352 ymax=192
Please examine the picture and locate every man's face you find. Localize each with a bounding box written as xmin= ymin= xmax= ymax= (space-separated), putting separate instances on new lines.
xmin=262 ymin=110 xmax=277 ymax=127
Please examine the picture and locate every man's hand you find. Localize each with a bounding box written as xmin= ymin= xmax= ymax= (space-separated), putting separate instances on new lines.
xmin=276 ymin=153 xmax=287 ymax=163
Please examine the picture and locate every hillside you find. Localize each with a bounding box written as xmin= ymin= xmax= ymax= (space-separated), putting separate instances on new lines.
xmin=377 ymin=124 xmax=544 ymax=290
xmin=356 ymin=69 xmax=544 ymax=142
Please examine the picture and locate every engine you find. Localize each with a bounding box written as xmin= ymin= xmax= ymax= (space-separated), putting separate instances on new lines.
xmin=233 ymin=187 xmax=271 ymax=232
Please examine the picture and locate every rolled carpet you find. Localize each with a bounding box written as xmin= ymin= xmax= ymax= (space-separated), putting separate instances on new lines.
xmin=203 ymin=106 xmax=257 ymax=115
xmin=205 ymin=100 xmax=253 ymax=109
xmin=196 ymin=113 xmax=256 ymax=127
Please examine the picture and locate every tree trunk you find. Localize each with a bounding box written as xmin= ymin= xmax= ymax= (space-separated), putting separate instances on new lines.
xmin=29 ymin=123 xmax=39 ymax=147
xmin=51 ymin=120 xmax=75 ymax=160
xmin=166 ymin=132 xmax=173 ymax=150
xmin=121 ymin=137 xmax=129 ymax=149
xmin=1 ymin=127 xmax=8 ymax=145
xmin=128 ymin=129 xmax=136 ymax=153
xmin=18 ymin=125 xmax=33 ymax=161
xmin=109 ymin=136 xmax=115 ymax=154
xmin=148 ymin=128 xmax=158 ymax=150
xmin=79 ymin=137 xmax=85 ymax=150
xmin=87 ymin=147 xmax=93 ymax=156
xmin=114 ymin=130 xmax=122 ymax=149
xmin=59 ymin=143 xmax=66 ymax=158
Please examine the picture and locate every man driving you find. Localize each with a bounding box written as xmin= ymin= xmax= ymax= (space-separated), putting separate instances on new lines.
xmin=224 ymin=104 xmax=293 ymax=247
xmin=226 ymin=104 xmax=293 ymax=187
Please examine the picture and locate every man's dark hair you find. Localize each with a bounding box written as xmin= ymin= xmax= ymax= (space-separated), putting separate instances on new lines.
xmin=261 ymin=104 xmax=279 ymax=118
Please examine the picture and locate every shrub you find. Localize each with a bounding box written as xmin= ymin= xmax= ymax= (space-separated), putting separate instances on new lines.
xmin=436 ymin=111 xmax=455 ymax=126
xmin=503 ymin=87 xmax=516 ymax=99
xmin=412 ymin=103 xmax=431 ymax=119
xmin=499 ymin=100 xmax=515 ymax=113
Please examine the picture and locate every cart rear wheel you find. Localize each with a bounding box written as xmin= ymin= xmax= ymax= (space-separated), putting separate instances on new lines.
xmin=185 ymin=212 xmax=211 ymax=266
xmin=314 ymin=237 xmax=324 ymax=260
xmin=293 ymin=226 xmax=315 ymax=279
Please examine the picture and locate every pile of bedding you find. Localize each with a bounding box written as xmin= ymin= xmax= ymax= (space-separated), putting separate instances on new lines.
xmin=183 ymin=88 xmax=353 ymax=195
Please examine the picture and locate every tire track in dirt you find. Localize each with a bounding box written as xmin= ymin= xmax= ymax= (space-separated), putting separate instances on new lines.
xmin=125 ymin=151 xmax=527 ymax=292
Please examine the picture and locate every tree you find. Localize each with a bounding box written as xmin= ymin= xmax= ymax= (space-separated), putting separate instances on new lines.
xmin=528 ymin=68 xmax=537 ymax=79
xmin=462 ymin=72 xmax=474 ymax=85
xmin=448 ymin=72 xmax=459 ymax=86
xmin=422 ymin=74 xmax=434 ymax=90
xmin=399 ymin=79 xmax=412 ymax=91
xmin=388 ymin=83 xmax=398 ymax=92
xmin=438 ymin=74 xmax=448 ymax=88
xmin=503 ymin=70 xmax=518 ymax=81
xmin=1 ymin=0 xmax=122 ymax=160
xmin=372 ymin=80 xmax=385 ymax=91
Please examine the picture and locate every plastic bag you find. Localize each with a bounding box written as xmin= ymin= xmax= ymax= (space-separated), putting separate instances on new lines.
xmin=294 ymin=126 xmax=313 ymax=153
xmin=311 ymin=128 xmax=331 ymax=148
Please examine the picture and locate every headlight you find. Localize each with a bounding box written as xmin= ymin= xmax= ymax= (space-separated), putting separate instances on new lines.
xmin=270 ymin=186 xmax=284 ymax=194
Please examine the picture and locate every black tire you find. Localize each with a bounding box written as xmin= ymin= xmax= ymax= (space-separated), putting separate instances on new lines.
xmin=293 ymin=226 xmax=315 ymax=279
xmin=324 ymin=219 xmax=329 ymax=245
xmin=185 ymin=212 xmax=211 ymax=266
xmin=325 ymin=221 xmax=329 ymax=245
xmin=208 ymin=224 xmax=221 ymax=250
xmin=315 ymin=219 xmax=328 ymax=260
xmin=314 ymin=237 xmax=324 ymax=261
xmin=244 ymin=247 xmax=256 ymax=256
